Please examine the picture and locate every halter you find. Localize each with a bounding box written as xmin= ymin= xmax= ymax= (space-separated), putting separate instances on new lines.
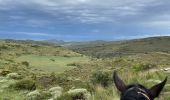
xmin=137 ymin=88 xmax=150 ymax=100
xmin=124 ymin=87 xmax=151 ymax=100
xmin=137 ymin=91 xmax=150 ymax=100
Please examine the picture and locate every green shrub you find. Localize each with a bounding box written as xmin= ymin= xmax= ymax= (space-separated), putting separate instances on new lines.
xmin=22 ymin=61 xmax=29 ymax=67
xmin=11 ymin=79 xmax=36 ymax=90
xmin=0 ymin=45 xmax=8 ymax=50
xmin=0 ymin=70 xmax=11 ymax=76
xmin=63 ymin=55 xmax=70 ymax=57
xmin=67 ymin=63 xmax=77 ymax=66
xmin=40 ymin=91 xmax=52 ymax=100
xmin=91 ymin=71 xmax=111 ymax=87
xmin=48 ymin=86 xmax=63 ymax=99
xmin=133 ymin=63 xmax=156 ymax=72
xmin=58 ymin=88 xmax=91 ymax=100
xmin=6 ymin=73 xmax=22 ymax=79
xmin=50 ymin=58 xmax=55 ymax=62
xmin=26 ymin=90 xmax=41 ymax=100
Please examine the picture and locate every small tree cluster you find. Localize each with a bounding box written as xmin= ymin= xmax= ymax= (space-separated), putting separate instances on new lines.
xmin=91 ymin=71 xmax=111 ymax=87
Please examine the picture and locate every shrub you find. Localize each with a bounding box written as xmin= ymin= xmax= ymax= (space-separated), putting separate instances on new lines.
xmin=40 ymin=91 xmax=52 ymax=100
xmin=63 ymin=55 xmax=70 ymax=57
xmin=48 ymin=86 xmax=63 ymax=99
xmin=58 ymin=88 xmax=91 ymax=100
xmin=0 ymin=70 xmax=11 ymax=76
xmin=38 ymin=75 xmax=56 ymax=87
xmin=11 ymin=79 xmax=36 ymax=90
xmin=0 ymin=45 xmax=8 ymax=50
xmin=22 ymin=61 xmax=29 ymax=67
xmin=50 ymin=59 xmax=55 ymax=62
xmin=91 ymin=71 xmax=111 ymax=87
xmin=6 ymin=73 xmax=22 ymax=79
xmin=67 ymin=63 xmax=77 ymax=66
xmin=133 ymin=63 xmax=156 ymax=72
xmin=26 ymin=90 xmax=41 ymax=100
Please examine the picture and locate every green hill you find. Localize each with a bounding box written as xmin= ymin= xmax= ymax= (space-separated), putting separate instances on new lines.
xmin=0 ymin=39 xmax=86 ymax=74
xmin=68 ymin=36 xmax=170 ymax=58
xmin=0 ymin=38 xmax=169 ymax=100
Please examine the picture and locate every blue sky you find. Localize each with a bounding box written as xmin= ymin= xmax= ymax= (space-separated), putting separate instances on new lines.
xmin=0 ymin=0 xmax=170 ymax=41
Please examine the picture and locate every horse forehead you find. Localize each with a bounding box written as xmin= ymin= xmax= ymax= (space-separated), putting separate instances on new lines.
xmin=126 ymin=84 xmax=148 ymax=92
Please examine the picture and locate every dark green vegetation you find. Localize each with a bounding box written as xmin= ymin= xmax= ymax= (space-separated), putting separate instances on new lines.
xmin=0 ymin=37 xmax=170 ymax=100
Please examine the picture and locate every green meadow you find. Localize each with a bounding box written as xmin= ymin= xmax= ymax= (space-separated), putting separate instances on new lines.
xmin=15 ymin=55 xmax=89 ymax=73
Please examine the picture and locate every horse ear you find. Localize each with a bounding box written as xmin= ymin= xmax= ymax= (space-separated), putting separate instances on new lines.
xmin=113 ymin=71 xmax=126 ymax=93
xmin=149 ymin=77 xmax=167 ymax=98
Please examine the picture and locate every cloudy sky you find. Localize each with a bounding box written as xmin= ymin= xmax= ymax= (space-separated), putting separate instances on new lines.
xmin=0 ymin=0 xmax=170 ymax=41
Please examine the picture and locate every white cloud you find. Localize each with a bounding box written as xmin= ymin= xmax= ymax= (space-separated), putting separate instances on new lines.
xmin=0 ymin=0 xmax=170 ymax=27
xmin=0 ymin=31 xmax=53 ymax=36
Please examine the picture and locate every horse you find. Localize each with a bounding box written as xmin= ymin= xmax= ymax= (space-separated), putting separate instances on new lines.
xmin=113 ymin=71 xmax=167 ymax=100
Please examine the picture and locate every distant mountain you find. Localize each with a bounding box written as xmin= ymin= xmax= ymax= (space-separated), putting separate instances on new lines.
xmin=2 ymin=39 xmax=59 ymax=46
xmin=44 ymin=39 xmax=109 ymax=47
xmin=44 ymin=39 xmax=66 ymax=45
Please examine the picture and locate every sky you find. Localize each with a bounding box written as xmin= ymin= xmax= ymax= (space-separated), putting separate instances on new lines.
xmin=0 ymin=0 xmax=170 ymax=41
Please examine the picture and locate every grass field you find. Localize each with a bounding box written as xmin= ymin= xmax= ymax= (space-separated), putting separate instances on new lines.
xmin=15 ymin=55 xmax=89 ymax=73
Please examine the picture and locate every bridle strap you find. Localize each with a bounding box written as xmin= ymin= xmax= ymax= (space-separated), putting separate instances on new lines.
xmin=137 ymin=92 xmax=150 ymax=100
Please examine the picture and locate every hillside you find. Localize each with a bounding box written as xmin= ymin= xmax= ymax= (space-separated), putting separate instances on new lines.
xmin=68 ymin=36 xmax=170 ymax=58
xmin=0 ymin=39 xmax=84 ymax=73
xmin=45 ymin=39 xmax=110 ymax=47
xmin=0 ymin=38 xmax=169 ymax=100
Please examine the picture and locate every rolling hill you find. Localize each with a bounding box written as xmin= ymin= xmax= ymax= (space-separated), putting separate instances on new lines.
xmin=0 ymin=38 xmax=169 ymax=100
xmin=67 ymin=36 xmax=170 ymax=58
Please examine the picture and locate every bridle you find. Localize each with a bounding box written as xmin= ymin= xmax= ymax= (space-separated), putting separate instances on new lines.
xmin=137 ymin=88 xmax=150 ymax=100
xmin=124 ymin=87 xmax=151 ymax=100
xmin=137 ymin=91 xmax=150 ymax=100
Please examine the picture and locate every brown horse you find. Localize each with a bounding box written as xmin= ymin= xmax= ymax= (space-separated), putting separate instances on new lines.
xmin=113 ymin=71 xmax=167 ymax=100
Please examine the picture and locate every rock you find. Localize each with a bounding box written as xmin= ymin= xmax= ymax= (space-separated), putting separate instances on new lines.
xmin=163 ymin=68 xmax=170 ymax=71
xmin=49 ymin=86 xmax=63 ymax=99
xmin=26 ymin=90 xmax=41 ymax=100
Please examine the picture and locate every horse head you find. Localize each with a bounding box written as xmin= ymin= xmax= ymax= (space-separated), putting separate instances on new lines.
xmin=113 ymin=71 xmax=167 ymax=100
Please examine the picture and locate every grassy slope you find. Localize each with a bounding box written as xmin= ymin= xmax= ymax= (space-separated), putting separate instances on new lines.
xmin=62 ymin=36 xmax=170 ymax=99
xmin=69 ymin=36 xmax=170 ymax=58
xmin=0 ymin=38 xmax=170 ymax=99
xmin=0 ymin=39 xmax=84 ymax=74
xmin=15 ymin=55 xmax=89 ymax=73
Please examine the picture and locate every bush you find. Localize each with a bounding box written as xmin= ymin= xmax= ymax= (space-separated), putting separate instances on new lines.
xmin=0 ymin=70 xmax=11 ymax=76
xmin=11 ymin=79 xmax=36 ymax=90
xmin=48 ymin=86 xmax=63 ymax=99
xmin=26 ymin=90 xmax=41 ymax=100
xmin=50 ymin=58 xmax=55 ymax=62
xmin=22 ymin=61 xmax=29 ymax=67
xmin=6 ymin=73 xmax=22 ymax=79
xmin=0 ymin=45 xmax=8 ymax=50
xmin=91 ymin=71 xmax=111 ymax=87
xmin=67 ymin=63 xmax=77 ymax=66
xmin=133 ymin=63 xmax=156 ymax=72
xmin=58 ymin=88 xmax=91 ymax=100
